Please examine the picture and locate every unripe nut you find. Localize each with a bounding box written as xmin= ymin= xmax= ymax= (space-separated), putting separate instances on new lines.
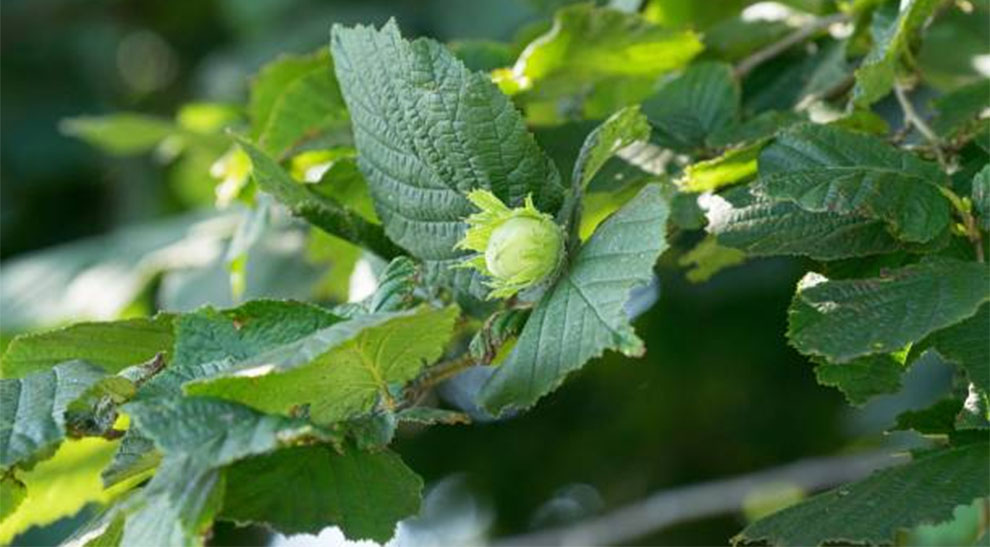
xmin=485 ymin=216 xmax=561 ymax=280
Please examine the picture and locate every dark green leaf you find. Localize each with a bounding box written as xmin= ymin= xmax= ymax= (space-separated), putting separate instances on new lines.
xmin=788 ymin=259 xmax=990 ymax=362
xmin=853 ymin=0 xmax=940 ymax=106
xmin=221 ymin=445 xmax=422 ymax=542
xmin=643 ymin=62 xmax=739 ymax=152
xmin=235 ymin=137 xmax=403 ymax=260
xmin=736 ymin=442 xmax=990 ymax=545
xmin=893 ymin=398 xmax=964 ymax=435
xmin=330 ymin=19 xmax=564 ymax=270
xmin=1 ymin=315 xmax=174 ymax=378
xmin=707 ymin=111 xmax=803 ymax=148
xmin=932 ymin=82 xmax=990 ymax=140
xmin=756 ymin=123 xmax=951 ymax=243
xmin=920 ymin=304 xmax=989 ymax=394
xmin=813 ymin=354 xmax=904 ymax=406
xmin=705 ymin=190 xmax=903 ymax=260
xmin=480 ymin=184 xmax=669 ymax=414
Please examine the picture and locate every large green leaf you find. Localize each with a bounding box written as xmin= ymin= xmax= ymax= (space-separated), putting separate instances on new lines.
xmin=0 ymin=361 xmax=111 ymax=469
xmin=736 ymin=442 xmax=990 ymax=545
xmin=756 ymin=123 xmax=951 ymax=243
xmin=788 ymin=259 xmax=990 ymax=363
xmin=1 ymin=315 xmax=174 ymax=378
xmin=126 ymin=396 xmax=335 ymax=463
xmin=501 ymin=4 xmax=701 ymax=101
xmin=185 ymin=307 xmax=457 ymax=424
xmin=330 ymin=19 xmax=564 ymax=268
xmin=220 ymin=445 xmax=422 ymax=542
xmin=919 ymin=304 xmax=989 ymax=394
xmin=257 ymin=60 xmax=349 ymax=160
xmin=249 ymin=52 xmax=326 ymax=138
xmin=642 ymin=62 xmax=739 ymax=152
xmin=853 ymin=0 xmax=940 ymax=106
xmin=117 ymin=397 xmax=344 ymax=545
xmin=235 ymin=137 xmax=403 ymax=260
xmin=932 ymin=82 xmax=990 ymax=140
xmin=704 ymin=190 xmax=903 ymax=260
xmin=139 ymin=300 xmax=342 ymax=399
xmin=480 ymin=184 xmax=669 ymax=414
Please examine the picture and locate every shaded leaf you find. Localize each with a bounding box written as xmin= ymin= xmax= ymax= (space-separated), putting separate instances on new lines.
xmin=756 ymin=123 xmax=951 ymax=243
xmin=220 ymin=445 xmax=422 ymax=542
xmin=707 ymin=110 xmax=803 ymax=148
xmin=919 ymin=304 xmax=990 ymax=394
xmin=642 ymin=62 xmax=739 ymax=152
xmin=1 ymin=315 xmax=174 ymax=378
xmin=704 ymin=190 xmax=903 ymax=260
xmin=853 ymin=0 xmax=940 ymax=106
xmin=123 ymin=397 xmax=335 ymax=465
xmin=788 ymin=259 xmax=989 ymax=363
xmin=678 ymin=235 xmax=746 ymax=283
xmin=736 ymin=442 xmax=990 ymax=546
xmin=813 ymin=355 xmax=904 ymax=406
xmin=932 ymin=81 xmax=990 ymax=140
xmin=480 ymin=184 xmax=669 ymax=414
xmin=893 ymin=398 xmax=964 ymax=435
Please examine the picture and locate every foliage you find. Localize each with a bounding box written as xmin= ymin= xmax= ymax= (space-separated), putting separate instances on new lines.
xmin=1 ymin=1 xmax=987 ymax=545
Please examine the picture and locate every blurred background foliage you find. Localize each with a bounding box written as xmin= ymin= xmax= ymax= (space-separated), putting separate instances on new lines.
xmin=1 ymin=0 xmax=986 ymax=545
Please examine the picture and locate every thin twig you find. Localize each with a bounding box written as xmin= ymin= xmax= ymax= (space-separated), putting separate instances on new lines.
xmin=734 ymin=13 xmax=849 ymax=78
xmin=496 ymin=449 xmax=904 ymax=546
xmin=893 ymin=82 xmax=947 ymax=169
